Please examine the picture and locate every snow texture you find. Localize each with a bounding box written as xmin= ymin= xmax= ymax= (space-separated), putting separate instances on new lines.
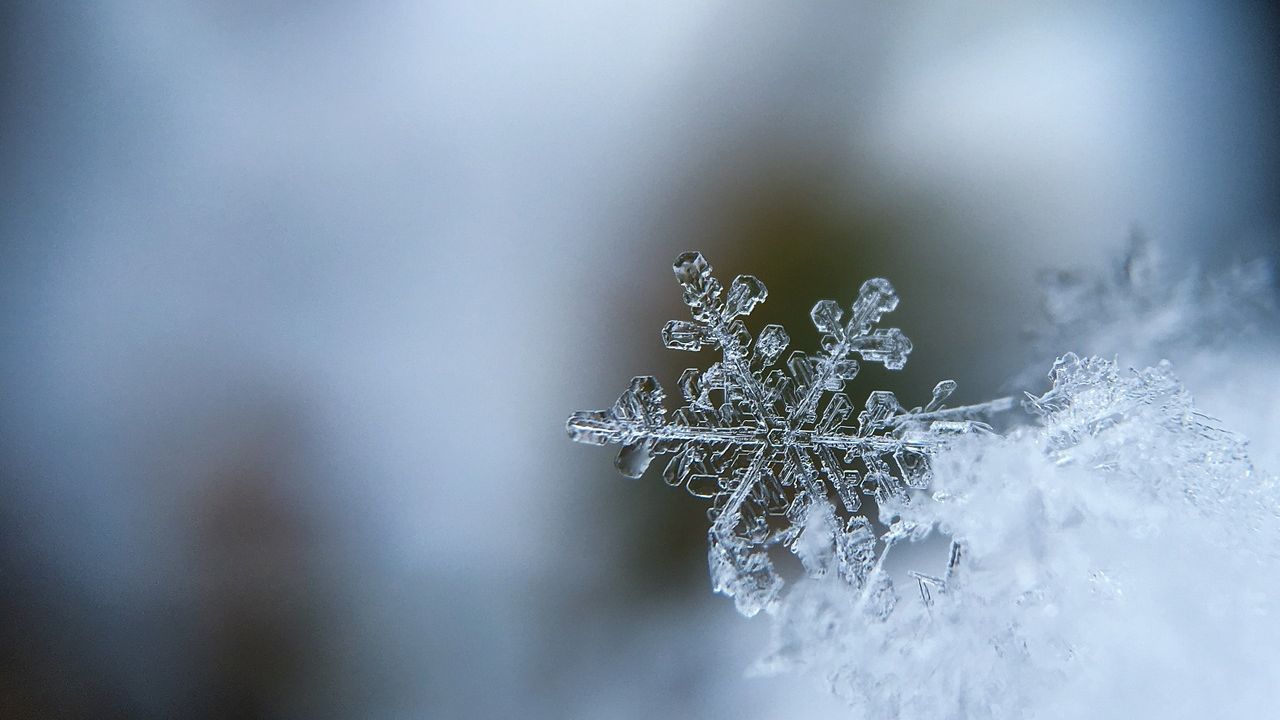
xmin=568 ymin=247 xmax=1280 ymax=717
xmin=759 ymin=353 xmax=1277 ymax=718
xmin=1025 ymin=232 xmax=1275 ymax=382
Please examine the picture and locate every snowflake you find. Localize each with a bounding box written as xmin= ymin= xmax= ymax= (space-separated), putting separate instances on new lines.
xmin=567 ymin=251 xmax=1011 ymax=615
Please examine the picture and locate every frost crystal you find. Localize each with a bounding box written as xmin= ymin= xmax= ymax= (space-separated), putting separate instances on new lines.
xmin=1022 ymin=352 xmax=1272 ymax=542
xmin=567 ymin=252 xmax=1010 ymax=615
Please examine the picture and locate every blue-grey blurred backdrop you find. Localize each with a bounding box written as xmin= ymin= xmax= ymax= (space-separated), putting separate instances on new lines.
xmin=2 ymin=2 xmax=1277 ymax=718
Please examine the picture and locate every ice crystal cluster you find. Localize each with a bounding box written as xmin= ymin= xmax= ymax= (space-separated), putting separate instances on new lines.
xmin=568 ymin=248 xmax=1280 ymax=718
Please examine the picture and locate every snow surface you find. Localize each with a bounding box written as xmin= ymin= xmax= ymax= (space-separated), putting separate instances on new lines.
xmin=570 ymin=243 xmax=1279 ymax=717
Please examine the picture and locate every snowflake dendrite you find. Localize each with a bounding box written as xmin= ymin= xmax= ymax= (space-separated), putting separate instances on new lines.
xmin=567 ymin=251 xmax=1010 ymax=615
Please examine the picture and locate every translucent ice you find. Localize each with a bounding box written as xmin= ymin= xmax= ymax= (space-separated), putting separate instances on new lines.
xmin=567 ymin=252 xmax=1010 ymax=616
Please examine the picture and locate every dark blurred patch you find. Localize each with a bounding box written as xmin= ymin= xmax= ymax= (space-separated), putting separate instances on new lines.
xmin=185 ymin=423 xmax=337 ymax=719
xmin=0 ymin=390 xmax=356 ymax=720
xmin=0 ymin=502 xmax=140 ymax=719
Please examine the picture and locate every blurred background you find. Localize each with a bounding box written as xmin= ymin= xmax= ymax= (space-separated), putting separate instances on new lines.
xmin=1 ymin=2 xmax=1277 ymax=718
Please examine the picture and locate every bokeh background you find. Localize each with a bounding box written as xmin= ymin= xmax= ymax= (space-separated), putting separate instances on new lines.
xmin=2 ymin=2 xmax=1277 ymax=718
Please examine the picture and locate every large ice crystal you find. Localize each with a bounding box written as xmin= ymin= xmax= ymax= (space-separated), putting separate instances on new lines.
xmin=566 ymin=252 xmax=1011 ymax=616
